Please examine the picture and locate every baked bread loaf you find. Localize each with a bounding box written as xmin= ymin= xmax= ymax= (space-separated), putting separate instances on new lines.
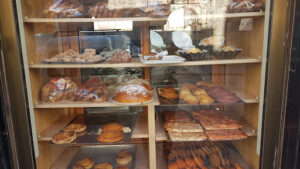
xmin=94 ymin=162 xmax=113 ymax=169
xmin=52 ymin=131 xmax=76 ymax=144
xmin=125 ymin=79 xmax=152 ymax=91
xmin=115 ymin=85 xmax=152 ymax=104
xmin=73 ymin=158 xmax=94 ymax=169
xmin=63 ymin=123 xmax=87 ymax=133
xmin=115 ymin=150 xmax=133 ymax=165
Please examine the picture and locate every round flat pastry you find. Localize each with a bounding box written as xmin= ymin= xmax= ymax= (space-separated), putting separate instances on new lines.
xmin=73 ymin=158 xmax=94 ymax=169
xmin=94 ymin=162 xmax=113 ymax=169
xmin=63 ymin=123 xmax=87 ymax=133
xmin=116 ymin=150 xmax=133 ymax=165
xmin=52 ymin=131 xmax=76 ymax=144
xmin=116 ymin=167 xmax=129 ymax=169
xmin=97 ymin=132 xmax=124 ymax=143
xmin=102 ymin=123 xmax=123 ymax=133
xmin=159 ymin=92 xmax=178 ymax=100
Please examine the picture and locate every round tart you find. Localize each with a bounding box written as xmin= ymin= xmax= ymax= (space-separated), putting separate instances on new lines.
xmin=73 ymin=158 xmax=94 ymax=169
xmin=97 ymin=132 xmax=124 ymax=143
xmin=52 ymin=131 xmax=76 ymax=144
xmin=102 ymin=123 xmax=123 ymax=133
xmin=116 ymin=150 xmax=133 ymax=165
xmin=115 ymin=85 xmax=152 ymax=104
xmin=94 ymin=162 xmax=113 ymax=169
xmin=63 ymin=123 xmax=87 ymax=133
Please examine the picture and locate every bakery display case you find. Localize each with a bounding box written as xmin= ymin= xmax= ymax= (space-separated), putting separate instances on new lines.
xmin=14 ymin=0 xmax=271 ymax=168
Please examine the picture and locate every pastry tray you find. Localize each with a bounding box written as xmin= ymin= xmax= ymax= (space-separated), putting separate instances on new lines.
xmin=41 ymin=58 xmax=105 ymax=64
xmin=52 ymin=112 xmax=137 ymax=145
xmin=159 ymin=110 xmax=256 ymax=142
xmin=66 ymin=145 xmax=137 ymax=169
xmin=157 ymin=88 xmax=244 ymax=106
xmin=140 ymin=55 xmax=185 ymax=65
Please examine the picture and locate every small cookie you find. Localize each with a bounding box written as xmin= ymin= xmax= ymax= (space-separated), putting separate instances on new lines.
xmin=63 ymin=123 xmax=87 ymax=133
xmin=183 ymin=94 xmax=199 ymax=104
xmin=73 ymin=158 xmax=94 ymax=169
xmin=116 ymin=150 xmax=133 ymax=165
xmin=94 ymin=162 xmax=113 ymax=169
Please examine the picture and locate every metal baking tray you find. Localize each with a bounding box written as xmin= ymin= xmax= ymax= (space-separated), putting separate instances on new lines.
xmin=53 ymin=112 xmax=137 ymax=145
xmin=157 ymin=88 xmax=244 ymax=106
xmin=67 ymin=145 xmax=137 ymax=169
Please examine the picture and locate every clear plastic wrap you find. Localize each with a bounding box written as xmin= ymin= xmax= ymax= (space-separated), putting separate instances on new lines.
xmin=76 ymin=77 xmax=108 ymax=103
xmin=41 ymin=0 xmax=88 ymax=18
xmin=41 ymin=77 xmax=77 ymax=102
xmin=102 ymin=49 xmax=132 ymax=63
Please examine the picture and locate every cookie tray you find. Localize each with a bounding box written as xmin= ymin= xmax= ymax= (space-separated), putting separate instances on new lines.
xmin=66 ymin=145 xmax=137 ymax=169
xmin=51 ymin=112 xmax=137 ymax=146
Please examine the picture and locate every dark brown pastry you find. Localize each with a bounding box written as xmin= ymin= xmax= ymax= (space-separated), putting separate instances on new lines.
xmin=160 ymin=92 xmax=179 ymax=100
xmin=206 ymin=86 xmax=241 ymax=103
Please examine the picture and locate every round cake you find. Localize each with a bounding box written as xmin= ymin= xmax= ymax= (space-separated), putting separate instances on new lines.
xmin=97 ymin=132 xmax=124 ymax=143
xmin=115 ymin=150 xmax=133 ymax=165
xmin=102 ymin=123 xmax=123 ymax=133
xmin=115 ymin=85 xmax=152 ymax=104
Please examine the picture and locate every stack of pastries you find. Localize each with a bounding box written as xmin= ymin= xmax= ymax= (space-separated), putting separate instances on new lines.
xmin=192 ymin=110 xmax=247 ymax=141
xmin=165 ymin=142 xmax=245 ymax=169
xmin=163 ymin=111 xmax=207 ymax=141
xmin=179 ymin=83 xmax=215 ymax=105
xmin=163 ymin=110 xmax=248 ymax=141
xmin=159 ymin=86 xmax=179 ymax=104
xmin=52 ymin=123 xmax=87 ymax=144
xmin=97 ymin=123 xmax=124 ymax=143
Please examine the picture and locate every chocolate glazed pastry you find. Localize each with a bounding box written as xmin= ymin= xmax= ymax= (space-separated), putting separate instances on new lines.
xmin=206 ymin=86 xmax=241 ymax=103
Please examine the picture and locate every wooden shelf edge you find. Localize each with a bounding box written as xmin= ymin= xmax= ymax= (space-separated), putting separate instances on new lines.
xmin=24 ymin=12 xmax=265 ymax=23
xmin=29 ymin=57 xmax=262 ymax=69
xmin=38 ymin=115 xmax=77 ymax=141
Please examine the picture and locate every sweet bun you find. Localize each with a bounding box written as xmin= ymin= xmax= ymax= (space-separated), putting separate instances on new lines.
xmin=192 ymin=88 xmax=207 ymax=96
xmin=102 ymin=123 xmax=123 ymax=133
xmin=94 ymin=162 xmax=113 ymax=169
xmin=115 ymin=85 xmax=152 ymax=104
xmin=183 ymin=94 xmax=199 ymax=104
xmin=115 ymin=150 xmax=133 ymax=165
xmin=52 ymin=131 xmax=76 ymax=144
xmin=73 ymin=158 xmax=94 ymax=169
xmin=125 ymin=79 xmax=152 ymax=91
xmin=179 ymin=90 xmax=191 ymax=99
xmin=63 ymin=123 xmax=87 ymax=133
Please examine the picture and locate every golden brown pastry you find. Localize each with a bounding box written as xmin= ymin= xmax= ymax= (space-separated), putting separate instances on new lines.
xmin=160 ymin=86 xmax=177 ymax=93
xmin=52 ymin=131 xmax=76 ymax=144
xmin=192 ymin=88 xmax=207 ymax=96
xmin=63 ymin=123 xmax=87 ymax=133
xmin=94 ymin=162 xmax=113 ymax=169
xmin=115 ymin=150 xmax=133 ymax=165
xmin=179 ymin=89 xmax=192 ymax=99
xmin=102 ymin=123 xmax=123 ymax=133
xmin=183 ymin=94 xmax=199 ymax=104
xmin=160 ymin=92 xmax=179 ymax=100
xmin=97 ymin=132 xmax=124 ymax=143
xmin=73 ymin=158 xmax=94 ymax=169
xmin=197 ymin=95 xmax=214 ymax=105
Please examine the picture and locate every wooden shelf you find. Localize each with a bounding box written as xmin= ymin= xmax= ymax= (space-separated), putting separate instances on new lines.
xmin=131 ymin=113 xmax=168 ymax=141
xmin=50 ymin=144 xmax=149 ymax=169
xmin=24 ymin=12 xmax=265 ymax=23
xmin=29 ymin=57 xmax=262 ymax=69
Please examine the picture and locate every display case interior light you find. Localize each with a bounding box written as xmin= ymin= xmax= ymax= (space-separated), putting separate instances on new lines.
xmin=94 ymin=21 xmax=133 ymax=31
